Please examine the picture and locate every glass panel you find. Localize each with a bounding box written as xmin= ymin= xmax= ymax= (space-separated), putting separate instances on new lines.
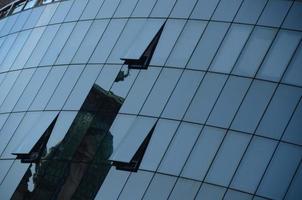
xmin=14 ymin=67 xmax=50 ymax=112
xmin=205 ymin=131 xmax=251 ymax=186
xmin=162 ymin=70 xmax=204 ymax=120
xmin=10 ymin=9 xmax=31 ymax=33
xmin=114 ymin=0 xmax=139 ymax=17
xmin=96 ymin=0 xmax=120 ymax=18
xmin=140 ymin=68 xmax=182 ymax=117
xmin=207 ymin=76 xmax=251 ymax=128
xmin=143 ymin=173 xmax=176 ymax=200
xmin=181 ymin=126 xmax=226 ymax=180
xmin=80 ymin=0 xmax=105 ymax=20
xmin=24 ymin=0 xmax=38 ymax=9
xmin=170 ymin=0 xmax=197 ymax=18
xmin=282 ymin=42 xmax=302 ymax=87
xmin=72 ymin=20 xmax=109 ymax=64
xmin=184 ymin=73 xmax=227 ymax=124
xmin=195 ymin=183 xmax=226 ymax=200
xmin=25 ymin=24 xmax=60 ymax=68
xmin=224 ymin=189 xmax=252 ymax=200
xmin=0 ymin=71 xmax=20 ymax=106
xmin=0 ymin=113 xmax=9 ymax=131
xmin=46 ymin=65 xmax=84 ymax=110
xmin=36 ymin=3 xmax=59 ymax=26
xmin=150 ymin=0 xmax=176 ymax=18
xmin=257 ymin=143 xmax=302 ymax=200
xmin=282 ymin=99 xmax=302 ymax=145
xmin=64 ymin=65 xmax=103 ymax=110
xmin=94 ymin=65 xmax=121 ymax=91
xmin=234 ymin=0 xmax=267 ymax=24
xmin=56 ymin=21 xmax=92 ymax=65
xmin=118 ymin=170 xmax=153 ymax=200
xmin=0 ymin=159 xmax=14 ymax=184
xmin=0 ymin=69 xmax=35 ymax=113
xmin=283 ymin=1 xmax=302 ymax=31
xmin=29 ymin=66 xmax=67 ymax=111
xmin=150 ymin=19 xmax=186 ymax=66
xmin=210 ymin=24 xmax=252 ymax=74
xmin=119 ymin=67 xmax=161 ymax=114
xmin=132 ymin=0 xmax=157 ymax=17
xmin=168 ymin=178 xmax=200 ymax=200
xmin=212 ymin=0 xmax=244 ymax=21
xmin=64 ymin=0 xmax=88 ymax=22
xmin=0 ymin=14 xmax=18 ymax=37
xmin=166 ymin=20 xmax=206 ymax=68
xmin=258 ymin=0 xmax=292 ymax=27
xmin=12 ymin=27 xmax=46 ymax=70
xmin=49 ymin=0 xmax=74 ymax=24
xmin=190 ymin=0 xmax=220 ymax=19
xmin=231 ymin=136 xmax=277 ymax=193
xmin=232 ymin=27 xmax=277 ymax=77
xmin=256 ymin=85 xmax=302 ymax=139
xmin=89 ymin=19 xmax=127 ymax=63
xmin=158 ymin=122 xmax=202 ymax=176
xmin=285 ymin=164 xmax=302 ymax=200
xmin=187 ymin=22 xmax=230 ymax=70
xmin=110 ymin=116 xmax=157 ymax=163
xmin=23 ymin=6 xmax=45 ymax=29
xmin=39 ymin=22 xmax=76 ymax=66
xmin=231 ymin=80 xmax=276 ymax=133
xmin=0 ymin=34 xmax=18 ymax=71
xmin=257 ymin=30 xmax=301 ymax=82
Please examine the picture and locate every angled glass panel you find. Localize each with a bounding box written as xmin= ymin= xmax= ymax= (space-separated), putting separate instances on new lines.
xmin=46 ymin=65 xmax=84 ymax=110
xmin=118 ymin=170 xmax=153 ymax=200
xmin=283 ymin=1 xmax=302 ymax=31
xmin=166 ymin=20 xmax=206 ymax=68
xmin=0 ymin=69 xmax=35 ymax=113
xmin=190 ymin=0 xmax=219 ymax=19
xmin=232 ymin=26 xmax=277 ymax=77
xmin=283 ymin=99 xmax=302 ymax=145
xmin=187 ymin=22 xmax=230 ymax=70
xmin=231 ymin=80 xmax=276 ymax=133
xmin=22 ymin=6 xmax=45 ymax=29
xmin=285 ymin=163 xmax=302 ymax=200
xmin=195 ymin=183 xmax=226 ymax=200
xmin=110 ymin=116 xmax=157 ymax=163
xmin=12 ymin=27 xmax=46 ymax=70
xmin=210 ymin=24 xmax=252 ymax=74
xmin=234 ymin=0 xmax=267 ymax=24
xmin=282 ymin=42 xmax=302 ymax=87
xmin=0 ymin=14 xmax=18 ymax=37
xmin=96 ymin=0 xmax=120 ymax=18
xmin=132 ymin=0 xmax=157 ymax=17
xmin=158 ymin=122 xmax=202 ymax=176
xmin=56 ymin=21 xmax=92 ymax=65
xmin=168 ymin=178 xmax=200 ymax=200
xmin=80 ymin=0 xmax=105 ymax=20
xmin=212 ymin=0 xmax=244 ymax=21
xmin=170 ymin=0 xmax=197 ymax=18
xmin=0 ymin=113 xmax=9 ymax=131
xmin=25 ymin=24 xmax=60 ymax=68
xmin=258 ymin=0 xmax=292 ymax=27
xmin=13 ymin=67 xmax=50 ymax=112
xmin=64 ymin=0 xmax=88 ymax=22
xmin=150 ymin=0 xmax=176 ymax=18
xmin=231 ymin=136 xmax=277 ymax=193
xmin=207 ymin=76 xmax=251 ymax=128
xmin=150 ymin=19 xmax=186 ymax=66
xmin=205 ymin=131 xmax=251 ymax=186
xmin=140 ymin=68 xmax=182 ymax=117
xmin=162 ymin=70 xmax=204 ymax=120
xmin=64 ymin=65 xmax=103 ymax=110
xmin=114 ymin=0 xmax=139 ymax=17
xmin=257 ymin=143 xmax=302 ymax=200
xmin=10 ymin=9 xmax=31 ymax=33
xmin=256 ymin=85 xmax=302 ymax=139
xmin=257 ymin=30 xmax=301 ymax=82
xmin=36 ymin=3 xmax=59 ymax=26
xmin=72 ymin=19 xmax=109 ymax=64
xmin=95 ymin=167 xmax=130 ymax=200
xmin=0 ymin=34 xmax=18 ymax=71
xmin=140 ymin=119 xmax=179 ymax=171
xmin=49 ymin=0 xmax=73 ymax=24
xmin=24 ymin=0 xmax=38 ymax=10
xmin=224 ymin=189 xmax=252 ymax=200
xmin=39 ymin=22 xmax=76 ymax=66
xmin=0 ymin=71 xmax=20 ymax=106
xmin=89 ymin=19 xmax=127 ymax=63
xmin=143 ymin=173 xmax=176 ymax=200
xmin=184 ymin=73 xmax=227 ymax=124
xmin=30 ymin=66 xmax=67 ymax=111
xmin=0 ymin=159 xmax=14 ymax=184
xmin=94 ymin=64 xmax=122 ymax=91
xmin=181 ymin=126 xmax=226 ymax=181
xmin=119 ymin=67 xmax=161 ymax=114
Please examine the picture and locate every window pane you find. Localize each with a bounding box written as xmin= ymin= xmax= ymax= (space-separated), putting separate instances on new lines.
xmin=114 ymin=0 xmax=139 ymax=17
xmin=231 ymin=136 xmax=277 ymax=193
xmin=170 ymin=0 xmax=197 ymax=18
xmin=205 ymin=131 xmax=251 ymax=186
xmin=94 ymin=65 xmax=121 ymax=91
xmin=283 ymin=1 xmax=302 ymax=31
xmin=0 ymin=34 xmax=18 ymax=71
xmin=132 ymin=0 xmax=157 ymax=17
xmin=96 ymin=0 xmax=120 ymax=18
xmin=212 ymin=0 xmax=244 ymax=21
xmin=187 ymin=22 xmax=230 ymax=70
xmin=36 ymin=3 xmax=59 ymax=26
xmin=257 ymin=30 xmax=301 ymax=82
xmin=182 ymin=126 xmax=226 ymax=180
xmin=10 ymin=9 xmax=31 ymax=33
xmin=285 ymin=164 xmax=302 ymax=200
xmin=195 ymin=183 xmax=226 ymax=200
xmin=23 ymin=6 xmax=45 ymax=29
xmin=158 ymin=122 xmax=202 ymax=176
xmin=150 ymin=0 xmax=176 ymax=18
xmin=168 ymin=178 xmax=200 ymax=200
xmin=64 ymin=0 xmax=88 ymax=22
xmin=49 ymin=0 xmax=73 ymax=24
xmin=224 ymin=189 xmax=252 ymax=200
xmin=140 ymin=68 xmax=182 ymax=117
xmin=80 ymin=0 xmax=105 ymax=20
xmin=234 ymin=0 xmax=267 ymax=24
xmin=207 ymin=76 xmax=251 ymax=128
xmin=0 ymin=14 xmax=19 ymax=37
xmin=0 ymin=71 xmax=20 ymax=106
xmin=210 ymin=24 xmax=252 ymax=74
xmin=232 ymin=27 xmax=277 ymax=77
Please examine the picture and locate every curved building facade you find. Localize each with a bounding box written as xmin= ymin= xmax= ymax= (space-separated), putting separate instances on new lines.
xmin=0 ymin=0 xmax=301 ymax=199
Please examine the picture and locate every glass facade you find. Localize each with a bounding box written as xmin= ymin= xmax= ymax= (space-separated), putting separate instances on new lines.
xmin=0 ymin=0 xmax=301 ymax=200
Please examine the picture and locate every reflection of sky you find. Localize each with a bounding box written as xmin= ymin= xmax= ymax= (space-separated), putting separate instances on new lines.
xmin=28 ymin=164 xmax=36 ymax=192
